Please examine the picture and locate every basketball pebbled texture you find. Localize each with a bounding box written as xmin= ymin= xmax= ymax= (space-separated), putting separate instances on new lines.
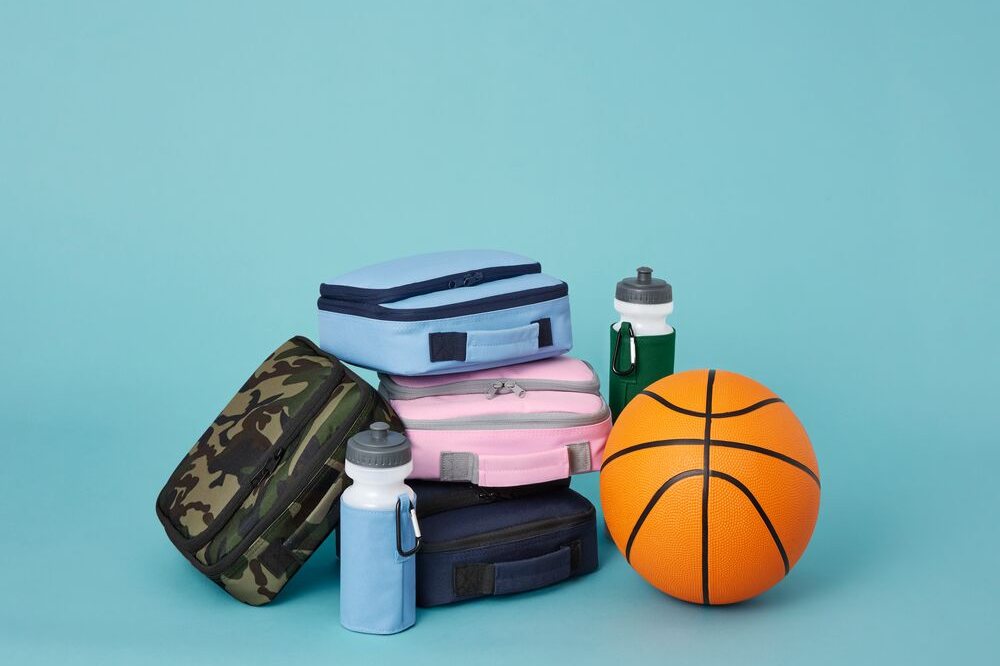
xmin=600 ymin=369 xmax=820 ymax=605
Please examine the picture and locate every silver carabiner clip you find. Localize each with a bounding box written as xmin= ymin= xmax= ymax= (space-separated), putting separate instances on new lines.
xmin=395 ymin=497 xmax=422 ymax=557
xmin=611 ymin=322 xmax=637 ymax=376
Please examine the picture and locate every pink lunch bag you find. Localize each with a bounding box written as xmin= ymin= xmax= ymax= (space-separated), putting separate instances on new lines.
xmin=378 ymin=356 xmax=612 ymax=487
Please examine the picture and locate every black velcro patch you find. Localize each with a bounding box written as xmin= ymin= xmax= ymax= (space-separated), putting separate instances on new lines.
xmin=533 ymin=318 xmax=553 ymax=347
xmin=259 ymin=540 xmax=299 ymax=577
xmin=453 ymin=563 xmax=496 ymax=598
xmin=429 ymin=332 xmax=468 ymax=362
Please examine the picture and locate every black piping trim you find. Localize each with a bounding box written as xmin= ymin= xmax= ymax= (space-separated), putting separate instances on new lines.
xmin=624 ymin=469 xmax=703 ymax=563
xmin=318 ymin=283 xmax=567 ymax=322
xmin=710 ymin=471 xmax=790 ymax=574
xmin=319 ymin=262 xmax=541 ymax=304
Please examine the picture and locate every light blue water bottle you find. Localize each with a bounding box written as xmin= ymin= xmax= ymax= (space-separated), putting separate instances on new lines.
xmin=339 ymin=422 xmax=420 ymax=634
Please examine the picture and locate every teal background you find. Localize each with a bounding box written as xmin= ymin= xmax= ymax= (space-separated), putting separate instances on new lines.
xmin=1 ymin=2 xmax=997 ymax=664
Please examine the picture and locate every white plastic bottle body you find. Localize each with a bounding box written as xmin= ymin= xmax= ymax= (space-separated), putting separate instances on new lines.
xmin=613 ymin=298 xmax=674 ymax=336
xmin=341 ymin=460 xmax=415 ymax=511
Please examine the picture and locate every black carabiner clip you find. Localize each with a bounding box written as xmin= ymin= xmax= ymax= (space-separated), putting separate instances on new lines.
xmin=611 ymin=322 xmax=637 ymax=376
xmin=395 ymin=497 xmax=422 ymax=557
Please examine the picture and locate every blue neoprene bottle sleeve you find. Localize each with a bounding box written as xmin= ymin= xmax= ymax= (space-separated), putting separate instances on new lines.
xmin=339 ymin=495 xmax=416 ymax=634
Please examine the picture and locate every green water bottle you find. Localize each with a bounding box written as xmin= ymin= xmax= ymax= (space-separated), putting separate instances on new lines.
xmin=609 ymin=267 xmax=676 ymax=420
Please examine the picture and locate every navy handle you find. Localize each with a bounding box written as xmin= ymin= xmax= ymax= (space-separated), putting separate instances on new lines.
xmin=453 ymin=543 xmax=577 ymax=599
xmin=492 ymin=545 xmax=573 ymax=595
xmin=428 ymin=318 xmax=553 ymax=363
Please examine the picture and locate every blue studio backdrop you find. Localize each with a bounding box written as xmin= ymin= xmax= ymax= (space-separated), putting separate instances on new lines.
xmin=1 ymin=2 xmax=997 ymax=664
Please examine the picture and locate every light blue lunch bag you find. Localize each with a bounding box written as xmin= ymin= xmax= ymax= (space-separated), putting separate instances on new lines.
xmin=317 ymin=250 xmax=572 ymax=376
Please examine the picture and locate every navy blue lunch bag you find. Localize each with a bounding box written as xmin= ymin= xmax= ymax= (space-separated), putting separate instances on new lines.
xmin=410 ymin=481 xmax=598 ymax=607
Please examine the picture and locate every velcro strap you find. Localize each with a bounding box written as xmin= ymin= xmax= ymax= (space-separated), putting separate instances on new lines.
xmin=440 ymin=452 xmax=478 ymax=483
xmin=454 ymin=563 xmax=495 ymax=598
xmin=453 ymin=541 xmax=582 ymax=600
xmin=429 ymin=332 xmax=468 ymax=362
xmin=533 ymin=318 xmax=553 ymax=347
xmin=259 ymin=540 xmax=299 ymax=577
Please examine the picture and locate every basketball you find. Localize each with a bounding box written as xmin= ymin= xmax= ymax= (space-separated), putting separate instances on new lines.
xmin=600 ymin=369 xmax=820 ymax=605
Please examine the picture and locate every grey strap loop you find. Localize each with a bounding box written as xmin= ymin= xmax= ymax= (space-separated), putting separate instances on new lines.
xmin=566 ymin=442 xmax=592 ymax=474
xmin=440 ymin=452 xmax=479 ymax=483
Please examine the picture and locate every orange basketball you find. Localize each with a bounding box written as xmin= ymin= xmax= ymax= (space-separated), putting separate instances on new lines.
xmin=600 ymin=369 xmax=820 ymax=605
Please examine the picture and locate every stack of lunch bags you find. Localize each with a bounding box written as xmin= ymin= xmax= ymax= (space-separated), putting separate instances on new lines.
xmin=156 ymin=250 xmax=605 ymax=607
xmin=319 ymin=250 xmax=607 ymax=607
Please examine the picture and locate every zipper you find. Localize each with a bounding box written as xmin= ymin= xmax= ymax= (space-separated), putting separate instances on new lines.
xmin=202 ymin=385 xmax=376 ymax=579
xmin=319 ymin=262 xmax=541 ymax=304
xmin=317 ymin=283 xmax=567 ymax=322
xmin=248 ymin=445 xmax=287 ymax=490
xmin=400 ymin=403 xmax=611 ymax=431
xmin=378 ymin=360 xmax=601 ymax=401
xmin=487 ymin=380 xmax=525 ymax=399
xmin=410 ymin=479 xmax=571 ymax=519
xmin=411 ymin=484 xmax=494 ymax=518
xmin=419 ymin=507 xmax=595 ymax=553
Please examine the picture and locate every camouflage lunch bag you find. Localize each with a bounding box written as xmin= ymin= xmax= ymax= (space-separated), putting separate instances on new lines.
xmin=155 ymin=336 xmax=398 ymax=605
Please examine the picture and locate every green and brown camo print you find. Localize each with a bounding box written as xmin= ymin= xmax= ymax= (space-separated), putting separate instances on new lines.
xmin=156 ymin=336 xmax=399 ymax=605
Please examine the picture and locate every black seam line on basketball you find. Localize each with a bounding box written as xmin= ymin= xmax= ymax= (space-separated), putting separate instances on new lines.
xmin=712 ymin=398 xmax=785 ymax=419
xmin=600 ymin=439 xmax=820 ymax=488
xmin=710 ymin=470 xmax=790 ymax=575
xmin=710 ymin=439 xmax=821 ymax=488
xmin=701 ymin=369 xmax=716 ymax=607
xmin=599 ymin=439 xmax=705 ymax=470
xmin=639 ymin=391 xmax=784 ymax=420
xmin=639 ymin=390 xmax=706 ymax=418
xmin=624 ymin=469 xmax=703 ymax=563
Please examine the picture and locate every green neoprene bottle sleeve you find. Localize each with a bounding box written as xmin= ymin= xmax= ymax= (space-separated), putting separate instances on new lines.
xmin=609 ymin=322 xmax=676 ymax=420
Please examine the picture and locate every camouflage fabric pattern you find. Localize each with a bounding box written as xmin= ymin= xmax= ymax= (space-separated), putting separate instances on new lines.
xmin=158 ymin=335 xmax=401 ymax=605
xmin=198 ymin=380 xmax=361 ymax=566
xmin=219 ymin=399 xmax=398 ymax=605
xmin=162 ymin=339 xmax=337 ymax=540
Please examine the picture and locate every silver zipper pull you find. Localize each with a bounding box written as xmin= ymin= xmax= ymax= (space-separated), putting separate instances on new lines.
xmin=485 ymin=381 xmax=504 ymax=399
xmin=505 ymin=380 xmax=526 ymax=397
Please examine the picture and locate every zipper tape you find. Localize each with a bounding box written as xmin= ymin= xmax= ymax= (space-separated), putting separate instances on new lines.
xmin=317 ymin=284 xmax=567 ymax=322
xmin=320 ymin=262 xmax=541 ymax=304
xmin=378 ymin=360 xmax=601 ymax=401
xmin=400 ymin=404 xmax=611 ymax=431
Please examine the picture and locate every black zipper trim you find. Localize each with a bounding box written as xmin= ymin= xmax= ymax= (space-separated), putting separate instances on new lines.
xmin=319 ymin=262 xmax=541 ymax=304
xmin=200 ymin=384 xmax=376 ymax=578
xmin=412 ymin=479 xmax=572 ymax=519
xmin=318 ymin=283 xmax=568 ymax=322
xmin=419 ymin=506 xmax=595 ymax=553
xmin=412 ymin=485 xmax=495 ymax=518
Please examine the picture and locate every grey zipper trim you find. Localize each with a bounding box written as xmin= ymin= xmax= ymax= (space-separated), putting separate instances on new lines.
xmin=377 ymin=361 xmax=601 ymax=400
xmin=401 ymin=403 xmax=611 ymax=431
